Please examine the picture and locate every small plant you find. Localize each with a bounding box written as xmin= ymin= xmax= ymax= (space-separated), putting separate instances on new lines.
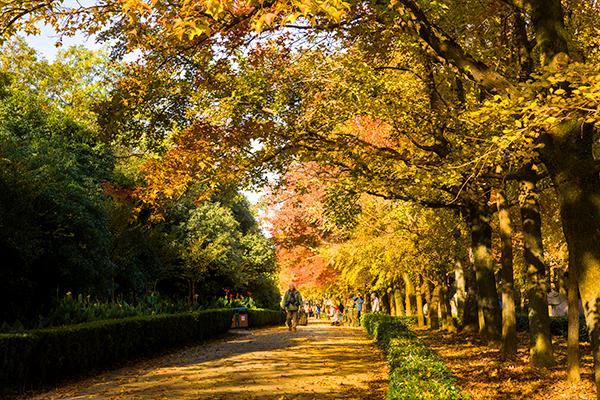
xmin=213 ymin=290 xmax=257 ymax=309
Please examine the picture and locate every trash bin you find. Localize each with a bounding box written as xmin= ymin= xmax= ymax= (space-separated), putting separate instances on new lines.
xmin=231 ymin=307 xmax=249 ymax=328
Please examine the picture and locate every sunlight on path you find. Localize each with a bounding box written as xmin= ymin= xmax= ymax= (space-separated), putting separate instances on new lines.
xmin=28 ymin=319 xmax=388 ymax=400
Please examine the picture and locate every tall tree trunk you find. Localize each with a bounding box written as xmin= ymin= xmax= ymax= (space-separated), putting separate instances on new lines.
xmin=520 ymin=164 xmax=554 ymax=367
xmin=463 ymin=249 xmax=480 ymax=332
xmin=430 ymin=284 xmax=441 ymax=330
xmin=496 ymin=183 xmax=518 ymax=358
xmin=527 ymin=0 xmax=598 ymax=383
xmin=568 ymin=267 xmax=581 ymax=382
xmin=394 ymin=287 xmax=405 ymax=317
xmin=416 ymin=276 xmax=425 ymax=328
xmin=540 ymin=120 xmax=600 ymax=388
xmin=403 ymin=273 xmax=415 ymax=316
xmin=469 ymin=200 xmax=502 ymax=343
xmin=382 ymin=290 xmax=391 ymax=315
xmin=441 ymin=280 xmax=457 ymax=332
xmin=397 ymin=288 xmax=406 ymax=316
xmin=424 ymin=280 xmax=432 ymax=328
xmin=388 ymin=288 xmax=396 ymax=316
xmin=454 ymin=261 xmax=467 ymax=323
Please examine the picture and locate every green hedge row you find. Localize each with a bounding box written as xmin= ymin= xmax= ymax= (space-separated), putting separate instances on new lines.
xmin=248 ymin=308 xmax=285 ymax=328
xmin=515 ymin=313 xmax=589 ymax=341
xmin=0 ymin=309 xmax=233 ymax=394
xmin=362 ymin=313 xmax=468 ymax=400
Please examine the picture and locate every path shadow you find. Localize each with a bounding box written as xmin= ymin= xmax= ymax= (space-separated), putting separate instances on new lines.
xmin=29 ymin=320 xmax=388 ymax=400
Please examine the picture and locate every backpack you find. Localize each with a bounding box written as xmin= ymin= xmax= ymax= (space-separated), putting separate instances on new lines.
xmin=286 ymin=290 xmax=300 ymax=307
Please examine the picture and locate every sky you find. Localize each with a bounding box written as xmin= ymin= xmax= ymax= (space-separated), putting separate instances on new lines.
xmin=26 ymin=29 xmax=102 ymax=61
xmin=24 ymin=0 xmax=103 ymax=60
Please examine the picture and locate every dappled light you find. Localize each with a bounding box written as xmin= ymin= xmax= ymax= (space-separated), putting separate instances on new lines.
xmin=28 ymin=320 xmax=388 ymax=400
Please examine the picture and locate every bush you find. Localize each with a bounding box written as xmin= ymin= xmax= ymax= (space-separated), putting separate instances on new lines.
xmin=248 ymin=308 xmax=285 ymax=328
xmin=0 ymin=309 xmax=233 ymax=394
xmin=515 ymin=313 xmax=589 ymax=342
xmin=362 ymin=313 xmax=468 ymax=400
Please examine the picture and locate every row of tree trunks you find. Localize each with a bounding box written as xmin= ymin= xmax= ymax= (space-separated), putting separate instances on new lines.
xmin=540 ymin=120 xmax=600 ymax=393
xmin=382 ymin=277 xmax=453 ymax=332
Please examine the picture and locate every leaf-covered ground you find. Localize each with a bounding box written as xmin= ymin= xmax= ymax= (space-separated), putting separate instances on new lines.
xmin=419 ymin=330 xmax=596 ymax=399
xmin=25 ymin=319 xmax=388 ymax=399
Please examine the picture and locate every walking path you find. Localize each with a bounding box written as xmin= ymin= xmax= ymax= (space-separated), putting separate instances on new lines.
xmin=28 ymin=319 xmax=388 ymax=400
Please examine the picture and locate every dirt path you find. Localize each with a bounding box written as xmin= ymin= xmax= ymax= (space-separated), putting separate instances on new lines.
xmin=28 ymin=319 xmax=388 ymax=400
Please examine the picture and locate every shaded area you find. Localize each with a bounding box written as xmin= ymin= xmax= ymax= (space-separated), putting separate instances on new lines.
xmin=419 ymin=330 xmax=596 ymax=399
xmin=26 ymin=320 xmax=387 ymax=399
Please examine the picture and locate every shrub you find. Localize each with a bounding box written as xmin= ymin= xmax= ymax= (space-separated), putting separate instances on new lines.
xmin=0 ymin=309 xmax=232 ymax=394
xmin=515 ymin=313 xmax=589 ymax=342
xmin=248 ymin=309 xmax=285 ymax=328
xmin=362 ymin=314 xmax=468 ymax=400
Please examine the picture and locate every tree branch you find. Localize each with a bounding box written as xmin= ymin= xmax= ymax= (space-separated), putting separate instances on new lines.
xmin=394 ymin=0 xmax=514 ymax=93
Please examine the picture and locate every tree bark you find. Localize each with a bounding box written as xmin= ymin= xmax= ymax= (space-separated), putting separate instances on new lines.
xmin=463 ymin=249 xmax=480 ymax=332
xmin=441 ymin=280 xmax=457 ymax=332
xmin=382 ymin=290 xmax=391 ymax=315
xmin=496 ymin=183 xmax=518 ymax=358
xmin=396 ymin=287 xmax=405 ymax=316
xmin=430 ymin=284 xmax=441 ymax=330
xmin=454 ymin=261 xmax=466 ymax=323
xmin=540 ymin=120 xmax=600 ymax=389
xmin=388 ymin=288 xmax=396 ymax=316
xmin=519 ymin=164 xmax=555 ymax=367
xmin=424 ymin=280 xmax=432 ymax=328
xmin=568 ymin=268 xmax=581 ymax=382
xmin=469 ymin=200 xmax=502 ymax=343
xmin=403 ymin=272 xmax=415 ymax=316
xmin=394 ymin=287 xmax=404 ymax=318
xmin=416 ymin=277 xmax=425 ymax=328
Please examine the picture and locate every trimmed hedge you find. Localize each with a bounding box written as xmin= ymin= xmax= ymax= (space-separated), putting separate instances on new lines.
xmin=0 ymin=309 xmax=233 ymax=394
xmin=362 ymin=313 xmax=468 ymax=400
xmin=248 ymin=308 xmax=285 ymax=328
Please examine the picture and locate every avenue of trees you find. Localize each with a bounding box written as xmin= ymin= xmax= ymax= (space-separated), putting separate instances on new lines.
xmin=1 ymin=0 xmax=599 ymax=395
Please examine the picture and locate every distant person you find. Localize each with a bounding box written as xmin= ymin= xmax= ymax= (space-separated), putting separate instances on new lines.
xmin=281 ymin=283 xmax=303 ymax=332
xmin=354 ymin=293 xmax=364 ymax=322
xmin=315 ymin=304 xmax=321 ymax=319
xmin=345 ymin=296 xmax=355 ymax=325
xmin=331 ymin=306 xmax=342 ymax=326
xmin=371 ymin=292 xmax=380 ymax=313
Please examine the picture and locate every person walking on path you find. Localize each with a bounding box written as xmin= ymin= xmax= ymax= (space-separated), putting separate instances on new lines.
xmin=371 ymin=292 xmax=380 ymax=313
xmin=282 ymin=283 xmax=303 ymax=332
xmin=354 ymin=293 xmax=364 ymax=325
